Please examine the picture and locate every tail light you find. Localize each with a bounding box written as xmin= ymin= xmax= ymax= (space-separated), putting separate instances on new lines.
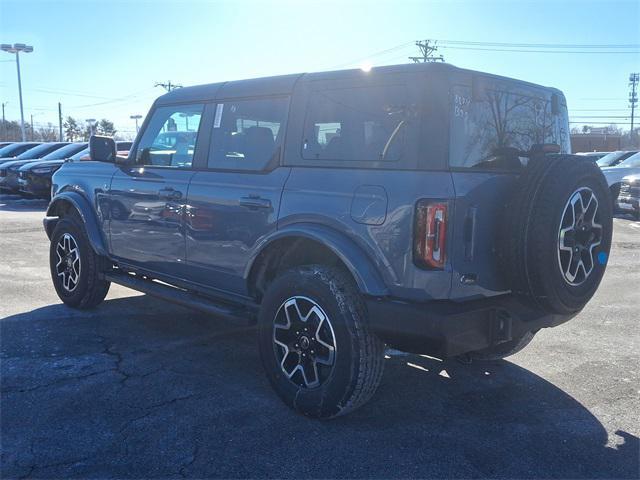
xmin=414 ymin=200 xmax=448 ymax=269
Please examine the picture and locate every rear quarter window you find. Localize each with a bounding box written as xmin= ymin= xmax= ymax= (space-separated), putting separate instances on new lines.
xmin=450 ymin=83 xmax=569 ymax=170
xmin=301 ymin=85 xmax=418 ymax=163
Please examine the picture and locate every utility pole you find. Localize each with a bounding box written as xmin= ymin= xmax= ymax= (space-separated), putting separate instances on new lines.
xmin=155 ymin=81 xmax=182 ymax=92
xmin=629 ymin=73 xmax=639 ymax=144
xmin=58 ymin=102 xmax=63 ymax=142
xmin=30 ymin=114 xmax=34 ymax=140
xmin=1 ymin=102 xmax=5 ymax=140
xmin=1 ymin=43 xmax=34 ymax=141
xmin=408 ymin=40 xmax=444 ymax=63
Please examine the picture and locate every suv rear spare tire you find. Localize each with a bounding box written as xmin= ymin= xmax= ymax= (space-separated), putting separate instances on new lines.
xmin=500 ymin=155 xmax=613 ymax=315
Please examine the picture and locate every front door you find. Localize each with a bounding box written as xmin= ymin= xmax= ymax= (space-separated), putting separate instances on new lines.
xmin=108 ymin=103 xmax=205 ymax=279
xmin=185 ymin=96 xmax=290 ymax=295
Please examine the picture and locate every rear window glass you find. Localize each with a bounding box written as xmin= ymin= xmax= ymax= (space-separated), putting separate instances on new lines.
xmin=16 ymin=143 xmax=67 ymax=160
xmin=302 ymin=85 xmax=417 ymax=162
xmin=450 ymin=84 xmax=569 ymax=170
xmin=0 ymin=143 xmax=39 ymax=157
xmin=618 ymin=152 xmax=640 ymax=168
xmin=41 ymin=143 xmax=87 ymax=160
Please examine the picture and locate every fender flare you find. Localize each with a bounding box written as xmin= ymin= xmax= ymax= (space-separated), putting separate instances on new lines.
xmin=246 ymin=223 xmax=389 ymax=297
xmin=44 ymin=191 xmax=108 ymax=257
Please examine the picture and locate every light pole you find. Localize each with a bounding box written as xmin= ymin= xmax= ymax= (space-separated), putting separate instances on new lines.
xmin=85 ymin=118 xmax=96 ymax=138
xmin=1 ymin=43 xmax=34 ymax=142
xmin=1 ymin=102 xmax=6 ymax=140
xmin=130 ymin=114 xmax=142 ymax=133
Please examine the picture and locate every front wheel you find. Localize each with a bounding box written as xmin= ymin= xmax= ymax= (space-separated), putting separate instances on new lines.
xmin=258 ymin=265 xmax=384 ymax=419
xmin=49 ymin=214 xmax=110 ymax=309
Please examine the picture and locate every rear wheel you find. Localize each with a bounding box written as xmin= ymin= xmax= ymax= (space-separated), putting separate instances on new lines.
xmin=258 ymin=265 xmax=384 ymax=418
xmin=49 ymin=213 xmax=110 ymax=309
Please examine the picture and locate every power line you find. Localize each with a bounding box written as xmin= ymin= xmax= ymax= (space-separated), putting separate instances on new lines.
xmin=571 ymin=115 xmax=629 ymax=120
xmin=569 ymin=121 xmax=632 ymax=125
xmin=330 ymin=42 xmax=414 ymax=69
xmin=438 ymin=45 xmax=639 ymax=54
xmin=435 ymin=39 xmax=639 ymax=49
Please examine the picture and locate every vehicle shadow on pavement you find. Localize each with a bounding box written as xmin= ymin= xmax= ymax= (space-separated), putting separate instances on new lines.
xmin=1 ymin=295 xmax=638 ymax=479
xmin=0 ymin=194 xmax=48 ymax=212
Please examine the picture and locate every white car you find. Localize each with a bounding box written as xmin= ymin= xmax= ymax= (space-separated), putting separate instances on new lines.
xmin=601 ymin=152 xmax=640 ymax=200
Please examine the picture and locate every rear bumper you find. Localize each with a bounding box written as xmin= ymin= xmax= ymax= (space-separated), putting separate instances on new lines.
xmin=366 ymin=294 xmax=575 ymax=358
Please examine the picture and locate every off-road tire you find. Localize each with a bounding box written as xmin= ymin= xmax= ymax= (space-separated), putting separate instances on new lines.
xmin=500 ymin=155 xmax=613 ymax=315
xmin=469 ymin=331 xmax=536 ymax=361
xmin=49 ymin=212 xmax=110 ymax=309
xmin=258 ymin=265 xmax=385 ymax=419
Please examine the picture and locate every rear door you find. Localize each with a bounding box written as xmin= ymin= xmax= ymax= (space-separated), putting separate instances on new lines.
xmin=108 ymin=103 xmax=205 ymax=278
xmin=185 ymin=96 xmax=291 ymax=294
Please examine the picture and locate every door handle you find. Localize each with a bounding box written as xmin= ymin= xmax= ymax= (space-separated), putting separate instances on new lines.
xmin=239 ymin=196 xmax=271 ymax=209
xmin=158 ymin=187 xmax=182 ymax=200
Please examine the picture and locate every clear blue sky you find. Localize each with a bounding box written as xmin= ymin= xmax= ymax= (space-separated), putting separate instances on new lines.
xmin=1 ymin=0 xmax=638 ymax=138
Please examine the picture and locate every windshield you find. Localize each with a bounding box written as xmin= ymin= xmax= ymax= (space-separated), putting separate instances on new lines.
xmin=597 ymin=151 xmax=637 ymax=167
xmin=596 ymin=151 xmax=625 ymax=167
xmin=616 ymin=152 xmax=640 ymax=168
xmin=40 ymin=143 xmax=87 ymax=160
xmin=16 ymin=143 xmax=68 ymax=160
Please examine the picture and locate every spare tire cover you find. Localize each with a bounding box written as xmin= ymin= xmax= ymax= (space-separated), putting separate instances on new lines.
xmin=499 ymin=154 xmax=613 ymax=315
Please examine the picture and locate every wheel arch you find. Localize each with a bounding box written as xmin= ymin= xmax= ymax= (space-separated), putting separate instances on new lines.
xmin=246 ymin=224 xmax=389 ymax=300
xmin=45 ymin=192 xmax=108 ymax=257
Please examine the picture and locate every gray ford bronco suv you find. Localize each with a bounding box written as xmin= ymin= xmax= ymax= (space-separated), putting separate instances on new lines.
xmin=45 ymin=63 xmax=612 ymax=418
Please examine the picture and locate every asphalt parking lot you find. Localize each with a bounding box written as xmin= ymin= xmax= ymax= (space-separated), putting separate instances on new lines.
xmin=0 ymin=193 xmax=638 ymax=479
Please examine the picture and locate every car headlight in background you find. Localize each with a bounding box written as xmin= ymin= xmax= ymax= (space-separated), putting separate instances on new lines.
xmin=31 ymin=167 xmax=56 ymax=174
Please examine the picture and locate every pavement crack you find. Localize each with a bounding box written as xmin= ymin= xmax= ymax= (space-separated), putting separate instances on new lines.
xmin=178 ymin=444 xmax=200 ymax=478
xmin=2 ymin=368 xmax=113 ymax=395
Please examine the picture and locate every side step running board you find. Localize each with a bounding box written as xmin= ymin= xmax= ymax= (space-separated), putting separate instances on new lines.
xmin=104 ymin=271 xmax=254 ymax=323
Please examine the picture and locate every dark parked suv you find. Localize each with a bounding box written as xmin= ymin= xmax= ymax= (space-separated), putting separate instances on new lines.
xmin=44 ymin=63 xmax=612 ymax=418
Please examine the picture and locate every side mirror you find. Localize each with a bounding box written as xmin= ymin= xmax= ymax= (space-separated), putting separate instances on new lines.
xmin=89 ymin=135 xmax=117 ymax=162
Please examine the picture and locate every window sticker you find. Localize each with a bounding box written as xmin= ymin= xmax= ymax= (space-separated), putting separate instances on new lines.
xmin=214 ymin=104 xmax=224 ymax=128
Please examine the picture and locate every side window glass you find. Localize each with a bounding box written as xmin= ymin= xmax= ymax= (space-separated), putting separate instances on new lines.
xmin=208 ymin=97 xmax=288 ymax=170
xmin=136 ymin=104 xmax=204 ymax=168
xmin=302 ymin=85 xmax=416 ymax=162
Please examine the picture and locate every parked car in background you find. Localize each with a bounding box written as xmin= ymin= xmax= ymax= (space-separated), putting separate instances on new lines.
xmin=601 ymin=152 xmax=640 ymax=203
xmin=575 ymin=151 xmax=609 ymax=161
xmin=596 ymin=150 xmax=638 ymax=168
xmin=616 ymin=173 xmax=640 ymax=220
xmin=18 ymin=142 xmax=131 ymax=198
xmin=0 ymin=142 xmax=42 ymax=161
xmin=11 ymin=142 xmax=88 ymax=195
xmin=0 ymin=142 xmax=70 ymax=193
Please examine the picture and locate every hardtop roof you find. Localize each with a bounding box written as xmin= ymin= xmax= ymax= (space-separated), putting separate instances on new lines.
xmin=155 ymin=62 xmax=563 ymax=105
